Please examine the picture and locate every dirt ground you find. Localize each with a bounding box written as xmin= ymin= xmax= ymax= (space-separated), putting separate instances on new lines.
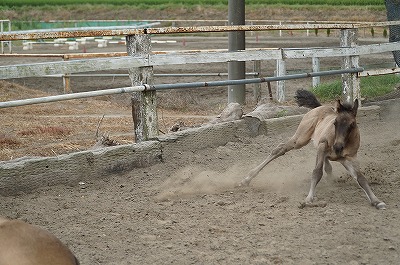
xmin=1 ymin=15 xmax=400 ymax=264
xmin=1 ymin=98 xmax=399 ymax=264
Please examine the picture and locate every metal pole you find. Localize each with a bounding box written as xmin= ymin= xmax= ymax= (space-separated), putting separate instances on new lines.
xmin=0 ymin=68 xmax=364 ymax=109
xmin=228 ymin=0 xmax=246 ymax=105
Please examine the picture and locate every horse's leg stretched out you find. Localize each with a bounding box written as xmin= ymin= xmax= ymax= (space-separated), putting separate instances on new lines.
xmin=340 ymin=158 xmax=386 ymax=209
xmin=239 ymin=130 xmax=311 ymax=187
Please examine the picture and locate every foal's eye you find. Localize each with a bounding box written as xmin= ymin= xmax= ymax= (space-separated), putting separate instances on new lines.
xmin=333 ymin=120 xmax=337 ymax=126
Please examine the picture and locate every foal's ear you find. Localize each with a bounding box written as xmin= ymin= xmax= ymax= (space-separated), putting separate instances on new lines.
xmin=334 ymin=99 xmax=343 ymax=113
xmin=352 ymin=99 xmax=359 ymax=116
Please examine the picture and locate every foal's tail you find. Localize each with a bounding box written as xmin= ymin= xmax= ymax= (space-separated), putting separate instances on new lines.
xmin=294 ymin=89 xmax=322 ymax=109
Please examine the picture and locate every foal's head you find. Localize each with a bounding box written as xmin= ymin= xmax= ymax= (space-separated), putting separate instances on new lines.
xmin=332 ymin=99 xmax=359 ymax=155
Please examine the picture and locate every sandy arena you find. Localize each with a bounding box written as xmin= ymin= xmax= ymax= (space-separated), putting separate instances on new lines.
xmin=1 ymin=31 xmax=400 ymax=264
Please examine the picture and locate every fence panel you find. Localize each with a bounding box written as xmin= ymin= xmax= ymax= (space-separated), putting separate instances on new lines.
xmin=1 ymin=22 xmax=400 ymax=141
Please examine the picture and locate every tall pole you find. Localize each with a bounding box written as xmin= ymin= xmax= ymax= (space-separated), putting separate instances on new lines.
xmin=228 ymin=0 xmax=246 ymax=105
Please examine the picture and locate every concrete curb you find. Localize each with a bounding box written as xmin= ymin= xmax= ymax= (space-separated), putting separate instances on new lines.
xmin=0 ymin=141 xmax=162 ymax=195
xmin=0 ymin=105 xmax=381 ymax=196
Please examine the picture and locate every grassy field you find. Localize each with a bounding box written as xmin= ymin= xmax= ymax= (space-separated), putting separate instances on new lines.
xmin=0 ymin=0 xmax=386 ymax=7
xmin=312 ymin=75 xmax=399 ymax=101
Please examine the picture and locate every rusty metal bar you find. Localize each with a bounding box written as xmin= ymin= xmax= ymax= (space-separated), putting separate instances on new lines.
xmin=1 ymin=29 xmax=143 ymax=41
xmin=146 ymin=24 xmax=361 ymax=35
xmin=0 ymin=23 xmax=361 ymax=41
xmin=2 ymin=21 xmax=400 ymax=41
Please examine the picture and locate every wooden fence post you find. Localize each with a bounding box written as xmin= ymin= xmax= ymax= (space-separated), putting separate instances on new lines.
xmin=126 ymin=34 xmax=158 ymax=142
xmin=62 ymin=57 xmax=71 ymax=93
xmin=312 ymin=56 xmax=320 ymax=88
xmin=253 ymin=60 xmax=261 ymax=102
xmin=340 ymin=28 xmax=360 ymax=104
xmin=276 ymin=58 xmax=286 ymax=102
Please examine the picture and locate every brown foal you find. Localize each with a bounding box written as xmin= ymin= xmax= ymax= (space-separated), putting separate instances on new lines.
xmin=240 ymin=90 xmax=385 ymax=209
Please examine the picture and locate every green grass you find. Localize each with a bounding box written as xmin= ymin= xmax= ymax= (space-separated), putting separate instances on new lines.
xmin=311 ymin=75 xmax=399 ymax=102
xmin=0 ymin=0 xmax=386 ymax=7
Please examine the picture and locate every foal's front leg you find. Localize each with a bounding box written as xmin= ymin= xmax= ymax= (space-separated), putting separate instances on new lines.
xmin=340 ymin=158 xmax=386 ymax=209
xmin=305 ymin=142 xmax=327 ymax=204
xmin=324 ymin=157 xmax=333 ymax=178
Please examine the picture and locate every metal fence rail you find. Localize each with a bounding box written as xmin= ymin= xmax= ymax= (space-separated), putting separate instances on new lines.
xmin=2 ymin=22 xmax=400 ymax=41
xmin=0 ymin=68 xmax=363 ymax=109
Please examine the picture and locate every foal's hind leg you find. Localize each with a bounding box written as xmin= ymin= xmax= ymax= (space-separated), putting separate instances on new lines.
xmin=340 ymin=158 xmax=386 ymax=209
xmin=239 ymin=133 xmax=310 ymax=186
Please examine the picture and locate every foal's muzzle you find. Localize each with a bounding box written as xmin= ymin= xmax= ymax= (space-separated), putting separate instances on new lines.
xmin=333 ymin=143 xmax=344 ymax=155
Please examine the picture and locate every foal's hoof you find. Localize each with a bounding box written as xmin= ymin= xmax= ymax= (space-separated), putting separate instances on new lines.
xmin=375 ymin=202 xmax=386 ymax=210
xmin=236 ymin=179 xmax=249 ymax=188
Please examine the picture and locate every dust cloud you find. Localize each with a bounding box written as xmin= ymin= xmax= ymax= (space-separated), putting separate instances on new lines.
xmin=155 ymin=146 xmax=322 ymax=201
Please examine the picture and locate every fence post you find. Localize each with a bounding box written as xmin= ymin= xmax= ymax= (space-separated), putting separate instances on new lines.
xmin=126 ymin=34 xmax=158 ymax=142
xmin=276 ymin=58 xmax=286 ymax=102
xmin=1 ymin=21 xmax=3 ymax=54
xmin=62 ymin=57 xmax=71 ymax=93
xmin=340 ymin=28 xmax=360 ymax=104
xmin=253 ymin=60 xmax=261 ymax=102
xmin=228 ymin=0 xmax=246 ymax=105
xmin=312 ymin=56 xmax=320 ymax=88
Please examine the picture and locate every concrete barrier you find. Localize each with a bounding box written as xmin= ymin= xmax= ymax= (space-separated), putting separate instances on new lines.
xmin=0 ymin=105 xmax=382 ymax=196
xmin=0 ymin=141 xmax=161 ymax=196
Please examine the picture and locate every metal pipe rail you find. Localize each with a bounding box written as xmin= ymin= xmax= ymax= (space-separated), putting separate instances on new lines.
xmin=0 ymin=67 xmax=363 ymax=109
xmin=44 ymin=72 xmax=258 ymax=78
xmin=2 ymin=21 xmax=400 ymax=41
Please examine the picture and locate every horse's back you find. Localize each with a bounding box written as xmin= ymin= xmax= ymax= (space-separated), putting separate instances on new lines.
xmin=294 ymin=105 xmax=336 ymax=145
xmin=0 ymin=217 xmax=78 ymax=265
xmin=297 ymin=105 xmax=335 ymax=131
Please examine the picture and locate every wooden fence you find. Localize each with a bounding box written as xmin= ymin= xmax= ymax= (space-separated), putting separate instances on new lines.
xmin=1 ymin=22 xmax=400 ymax=141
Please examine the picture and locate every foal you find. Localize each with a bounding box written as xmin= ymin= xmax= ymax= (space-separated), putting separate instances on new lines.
xmin=0 ymin=216 xmax=79 ymax=265
xmin=240 ymin=90 xmax=386 ymax=209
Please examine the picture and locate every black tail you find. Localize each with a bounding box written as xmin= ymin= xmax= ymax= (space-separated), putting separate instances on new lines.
xmin=294 ymin=89 xmax=322 ymax=109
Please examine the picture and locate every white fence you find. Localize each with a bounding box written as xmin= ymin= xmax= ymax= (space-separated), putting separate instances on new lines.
xmin=1 ymin=22 xmax=399 ymax=141
xmin=0 ymin=20 xmax=12 ymax=54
